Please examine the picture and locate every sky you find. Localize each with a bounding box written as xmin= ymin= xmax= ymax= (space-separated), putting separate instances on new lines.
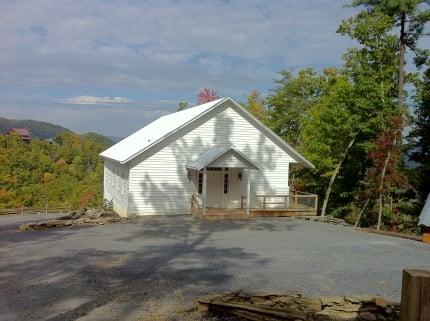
xmin=0 ymin=0 xmax=359 ymax=137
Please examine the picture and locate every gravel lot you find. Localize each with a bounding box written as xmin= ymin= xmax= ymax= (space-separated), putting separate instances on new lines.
xmin=0 ymin=214 xmax=429 ymax=321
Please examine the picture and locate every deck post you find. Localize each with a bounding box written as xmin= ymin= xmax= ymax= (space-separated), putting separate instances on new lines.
xmin=400 ymin=269 xmax=430 ymax=321
xmin=202 ymin=167 xmax=207 ymax=215
xmin=246 ymin=169 xmax=251 ymax=216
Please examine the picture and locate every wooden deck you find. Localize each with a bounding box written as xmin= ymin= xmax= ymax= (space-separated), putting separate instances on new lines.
xmin=191 ymin=192 xmax=318 ymax=219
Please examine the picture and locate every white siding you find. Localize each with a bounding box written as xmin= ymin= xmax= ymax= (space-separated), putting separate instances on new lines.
xmin=127 ymin=104 xmax=294 ymax=216
xmin=103 ymin=159 xmax=129 ymax=217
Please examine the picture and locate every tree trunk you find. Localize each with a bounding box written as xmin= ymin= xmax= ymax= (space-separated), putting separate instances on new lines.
xmin=321 ymin=137 xmax=355 ymax=217
xmin=398 ymin=12 xmax=406 ymax=113
xmin=377 ymin=152 xmax=390 ymax=230
xmin=355 ymin=198 xmax=370 ymax=228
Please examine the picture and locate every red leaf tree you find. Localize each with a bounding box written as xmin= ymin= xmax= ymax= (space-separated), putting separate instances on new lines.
xmin=198 ymin=88 xmax=219 ymax=104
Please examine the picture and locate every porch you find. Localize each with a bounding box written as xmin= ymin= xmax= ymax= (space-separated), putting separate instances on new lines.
xmin=191 ymin=191 xmax=318 ymax=219
xmin=186 ymin=145 xmax=318 ymax=219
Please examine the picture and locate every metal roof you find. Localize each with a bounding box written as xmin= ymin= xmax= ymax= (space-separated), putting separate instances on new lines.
xmin=100 ymin=98 xmax=226 ymax=163
xmin=185 ymin=146 xmax=260 ymax=171
xmin=419 ymin=193 xmax=430 ymax=227
xmin=100 ymin=97 xmax=314 ymax=168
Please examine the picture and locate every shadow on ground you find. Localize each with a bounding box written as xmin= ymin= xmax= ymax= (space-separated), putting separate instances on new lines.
xmin=0 ymin=215 xmax=287 ymax=321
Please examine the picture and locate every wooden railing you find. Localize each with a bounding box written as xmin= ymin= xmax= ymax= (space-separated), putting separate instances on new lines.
xmin=0 ymin=205 xmax=71 ymax=215
xmin=241 ymin=191 xmax=318 ymax=215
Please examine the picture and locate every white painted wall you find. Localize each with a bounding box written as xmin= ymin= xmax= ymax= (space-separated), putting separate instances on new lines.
xmin=103 ymin=159 xmax=129 ymax=217
xmin=126 ymin=103 xmax=295 ymax=216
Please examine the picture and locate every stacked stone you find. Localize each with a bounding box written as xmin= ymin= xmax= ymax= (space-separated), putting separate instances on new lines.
xmin=198 ymin=291 xmax=400 ymax=321
xmin=18 ymin=209 xmax=126 ymax=231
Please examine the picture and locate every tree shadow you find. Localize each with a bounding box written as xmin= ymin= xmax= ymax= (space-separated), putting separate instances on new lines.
xmin=0 ymin=215 xmax=276 ymax=321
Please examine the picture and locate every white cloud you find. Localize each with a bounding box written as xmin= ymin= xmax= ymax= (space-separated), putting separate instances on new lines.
xmin=61 ymin=95 xmax=135 ymax=105
xmin=0 ymin=0 xmax=366 ymax=135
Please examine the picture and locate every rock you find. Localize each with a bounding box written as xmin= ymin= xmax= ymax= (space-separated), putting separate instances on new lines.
xmin=374 ymin=296 xmax=387 ymax=308
xmin=249 ymin=296 xmax=265 ymax=303
xmin=85 ymin=208 xmax=103 ymax=219
xmin=339 ymin=303 xmax=360 ymax=312
xmin=345 ymin=296 xmax=362 ymax=304
xmin=295 ymin=297 xmax=322 ymax=312
xmin=273 ymin=295 xmax=297 ymax=304
xmin=18 ymin=208 xmax=125 ymax=231
xmin=320 ymin=296 xmax=345 ymax=306
xmin=358 ymin=311 xmax=377 ymax=321
xmin=315 ymin=309 xmax=358 ymax=320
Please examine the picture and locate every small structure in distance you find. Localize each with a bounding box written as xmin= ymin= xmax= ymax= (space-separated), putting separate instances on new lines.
xmin=5 ymin=128 xmax=32 ymax=141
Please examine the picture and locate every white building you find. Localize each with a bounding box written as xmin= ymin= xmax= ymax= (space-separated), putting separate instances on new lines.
xmin=100 ymin=98 xmax=314 ymax=217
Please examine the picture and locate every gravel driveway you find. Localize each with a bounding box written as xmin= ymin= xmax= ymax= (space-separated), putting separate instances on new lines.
xmin=0 ymin=214 xmax=429 ymax=321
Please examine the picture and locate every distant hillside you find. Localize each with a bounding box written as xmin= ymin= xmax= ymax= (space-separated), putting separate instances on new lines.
xmin=81 ymin=132 xmax=114 ymax=148
xmin=107 ymin=136 xmax=123 ymax=143
xmin=0 ymin=117 xmax=70 ymax=139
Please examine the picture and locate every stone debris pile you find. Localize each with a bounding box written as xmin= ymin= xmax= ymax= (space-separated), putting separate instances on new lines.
xmin=18 ymin=208 xmax=126 ymax=231
xmin=198 ymin=291 xmax=400 ymax=321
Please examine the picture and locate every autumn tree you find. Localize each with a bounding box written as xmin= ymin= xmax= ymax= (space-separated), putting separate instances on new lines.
xmin=198 ymin=88 xmax=219 ymax=104
xmin=365 ymin=116 xmax=412 ymax=229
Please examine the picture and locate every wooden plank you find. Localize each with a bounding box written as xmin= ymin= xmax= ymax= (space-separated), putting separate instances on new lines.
xmin=400 ymin=269 xmax=430 ymax=321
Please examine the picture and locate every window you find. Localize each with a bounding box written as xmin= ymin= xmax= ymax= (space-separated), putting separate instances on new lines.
xmin=223 ymin=173 xmax=229 ymax=194
xmin=198 ymin=173 xmax=203 ymax=194
xmin=207 ymin=167 xmax=223 ymax=171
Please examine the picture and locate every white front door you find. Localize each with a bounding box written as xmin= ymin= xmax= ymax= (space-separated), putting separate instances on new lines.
xmin=207 ymin=170 xmax=224 ymax=208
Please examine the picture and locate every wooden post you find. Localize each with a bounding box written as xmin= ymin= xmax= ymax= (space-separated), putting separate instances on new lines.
xmin=423 ymin=226 xmax=430 ymax=244
xmin=21 ymin=205 xmax=24 ymax=214
xmin=202 ymin=167 xmax=207 ymax=215
xmin=45 ymin=203 xmax=48 ymax=214
xmin=246 ymin=169 xmax=251 ymax=216
xmin=400 ymin=269 xmax=430 ymax=321
xmin=314 ymin=195 xmax=318 ymax=215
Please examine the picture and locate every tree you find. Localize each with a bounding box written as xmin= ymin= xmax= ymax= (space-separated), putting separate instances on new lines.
xmin=410 ymin=67 xmax=430 ymax=199
xmin=177 ymin=101 xmax=189 ymax=111
xmin=267 ymin=69 xmax=322 ymax=147
xmin=244 ymin=90 xmax=267 ymax=123
xmin=198 ymin=88 xmax=219 ymax=104
xmin=0 ymin=132 xmax=105 ymax=209
xmin=347 ymin=0 xmax=430 ymax=112
xmin=301 ymin=69 xmax=358 ymax=217
xmin=366 ymin=116 xmax=412 ymax=229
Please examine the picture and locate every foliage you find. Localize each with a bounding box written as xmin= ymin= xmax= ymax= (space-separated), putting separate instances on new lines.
xmin=0 ymin=132 xmax=105 ymax=209
xmin=409 ymin=67 xmax=430 ymax=199
xmin=266 ymin=69 xmax=322 ymax=147
xmin=197 ymin=88 xmax=219 ymax=104
xmin=81 ymin=132 xmax=114 ymax=148
xmin=177 ymin=101 xmax=189 ymax=111
xmin=0 ymin=117 xmax=70 ymax=139
xmin=263 ymin=2 xmax=428 ymax=228
xmin=348 ymin=0 xmax=430 ymax=67
xmin=243 ymin=90 xmax=267 ymax=123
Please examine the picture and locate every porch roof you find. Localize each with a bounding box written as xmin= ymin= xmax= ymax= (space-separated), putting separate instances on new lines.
xmin=185 ymin=146 xmax=260 ymax=171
